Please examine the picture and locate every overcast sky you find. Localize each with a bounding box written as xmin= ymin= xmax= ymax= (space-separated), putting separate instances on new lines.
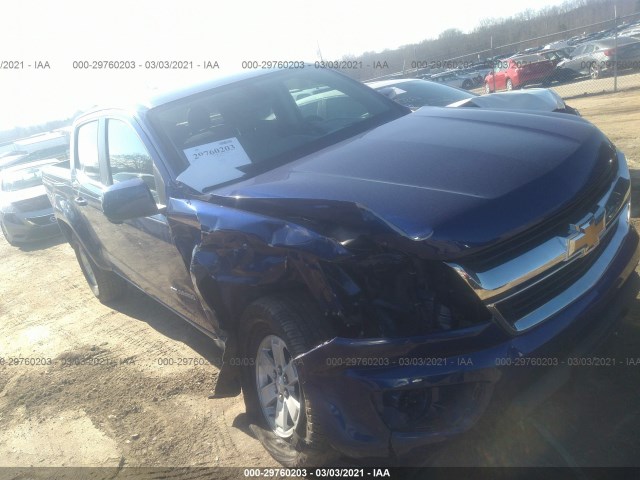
xmin=0 ymin=0 xmax=568 ymax=130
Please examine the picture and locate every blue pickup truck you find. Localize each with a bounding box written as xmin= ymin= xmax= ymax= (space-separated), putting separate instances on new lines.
xmin=42 ymin=67 xmax=640 ymax=466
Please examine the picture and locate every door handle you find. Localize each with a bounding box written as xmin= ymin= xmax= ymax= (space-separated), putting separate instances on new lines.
xmin=74 ymin=197 xmax=88 ymax=206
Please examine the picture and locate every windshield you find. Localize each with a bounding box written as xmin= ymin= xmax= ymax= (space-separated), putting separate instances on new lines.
xmin=148 ymin=68 xmax=406 ymax=192
xmin=1 ymin=163 xmax=51 ymax=192
xmin=372 ymin=80 xmax=475 ymax=109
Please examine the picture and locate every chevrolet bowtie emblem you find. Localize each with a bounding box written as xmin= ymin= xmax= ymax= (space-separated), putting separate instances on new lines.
xmin=566 ymin=208 xmax=606 ymax=259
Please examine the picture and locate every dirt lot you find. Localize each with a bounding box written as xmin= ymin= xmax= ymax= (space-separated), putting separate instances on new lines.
xmin=549 ymin=70 xmax=640 ymax=101
xmin=0 ymin=236 xmax=278 ymax=471
xmin=1 ymin=90 xmax=640 ymax=474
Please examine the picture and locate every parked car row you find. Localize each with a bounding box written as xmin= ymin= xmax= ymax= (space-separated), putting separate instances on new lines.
xmin=414 ymin=18 xmax=640 ymax=95
xmin=482 ymin=35 xmax=640 ymax=92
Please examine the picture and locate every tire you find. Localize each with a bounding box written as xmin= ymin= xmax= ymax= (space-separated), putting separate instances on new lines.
xmin=241 ymin=294 xmax=338 ymax=466
xmin=485 ymin=83 xmax=491 ymax=94
xmin=1 ymin=222 xmax=18 ymax=247
xmin=506 ymin=78 xmax=513 ymax=91
xmin=72 ymin=237 xmax=126 ymax=303
xmin=590 ymin=62 xmax=601 ymax=79
xmin=462 ymin=80 xmax=472 ymax=89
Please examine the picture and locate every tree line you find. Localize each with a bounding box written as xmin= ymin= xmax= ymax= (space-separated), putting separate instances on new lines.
xmin=341 ymin=0 xmax=640 ymax=81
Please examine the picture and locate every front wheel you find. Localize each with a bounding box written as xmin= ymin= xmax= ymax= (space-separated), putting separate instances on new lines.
xmin=72 ymin=237 xmax=126 ymax=303
xmin=241 ymin=294 xmax=337 ymax=466
xmin=590 ymin=62 xmax=601 ymax=79
xmin=484 ymin=83 xmax=491 ymax=94
xmin=506 ymin=78 xmax=513 ymax=90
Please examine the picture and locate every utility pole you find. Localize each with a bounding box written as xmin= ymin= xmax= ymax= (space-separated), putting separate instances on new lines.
xmin=491 ymin=35 xmax=496 ymax=94
xmin=613 ymin=4 xmax=618 ymax=92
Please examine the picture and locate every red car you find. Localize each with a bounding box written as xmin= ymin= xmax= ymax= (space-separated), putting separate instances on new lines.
xmin=485 ymin=54 xmax=556 ymax=92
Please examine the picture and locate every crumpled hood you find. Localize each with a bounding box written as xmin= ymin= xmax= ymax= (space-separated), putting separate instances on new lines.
xmin=447 ymin=88 xmax=566 ymax=111
xmin=211 ymin=107 xmax=613 ymax=259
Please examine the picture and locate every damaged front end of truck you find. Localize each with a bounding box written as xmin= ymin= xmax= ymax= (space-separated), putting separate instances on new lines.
xmin=176 ymin=164 xmax=639 ymax=459
xmin=179 ymin=194 xmax=507 ymax=457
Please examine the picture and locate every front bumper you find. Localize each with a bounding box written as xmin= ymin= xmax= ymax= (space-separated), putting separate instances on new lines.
xmin=1 ymin=209 xmax=61 ymax=244
xmin=297 ymin=221 xmax=640 ymax=460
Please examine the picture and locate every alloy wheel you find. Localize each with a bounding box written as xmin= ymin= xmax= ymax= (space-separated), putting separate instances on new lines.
xmin=255 ymin=334 xmax=301 ymax=438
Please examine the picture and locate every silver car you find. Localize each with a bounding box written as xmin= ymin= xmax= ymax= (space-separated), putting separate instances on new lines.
xmin=0 ymin=159 xmax=62 ymax=246
xmin=556 ymin=36 xmax=640 ymax=79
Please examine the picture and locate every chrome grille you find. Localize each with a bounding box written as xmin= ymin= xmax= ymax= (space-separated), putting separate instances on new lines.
xmin=448 ymin=147 xmax=630 ymax=334
xmin=492 ymin=220 xmax=617 ymax=325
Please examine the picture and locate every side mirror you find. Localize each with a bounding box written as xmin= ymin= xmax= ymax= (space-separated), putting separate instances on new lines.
xmin=102 ymin=177 xmax=158 ymax=223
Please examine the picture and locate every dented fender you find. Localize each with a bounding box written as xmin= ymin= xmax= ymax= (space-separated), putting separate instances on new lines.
xmin=168 ymin=196 xmax=387 ymax=396
xmin=187 ymin=198 xmax=355 ymax=326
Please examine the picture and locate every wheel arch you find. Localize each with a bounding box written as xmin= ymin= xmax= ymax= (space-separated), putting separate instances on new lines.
xmin=190 ymin=238 xmax=346 ymax=336
xmin=56 ymin=215 xmax=114 ymax=271
xmin=184 ymin=204 xmax=356 ymax=398
xmin=191 ymin=239 xmax=346 ymax=399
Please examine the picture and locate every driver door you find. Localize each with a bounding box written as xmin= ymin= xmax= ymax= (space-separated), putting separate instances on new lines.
xmin=96 ymin=115 xmax=210 ymax=330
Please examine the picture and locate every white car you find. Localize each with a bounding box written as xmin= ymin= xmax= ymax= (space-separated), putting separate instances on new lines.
xmin=427 ymin=71 xmax=477 ymax=90
xmin=367 ymin=78 xmax=580 ymax=115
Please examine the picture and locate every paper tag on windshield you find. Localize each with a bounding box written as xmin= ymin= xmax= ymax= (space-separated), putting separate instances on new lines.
xmin=177 ymin=137 xmax=252 ymax=192
xmin=182 ymin=137 xmax=250 ymax=167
